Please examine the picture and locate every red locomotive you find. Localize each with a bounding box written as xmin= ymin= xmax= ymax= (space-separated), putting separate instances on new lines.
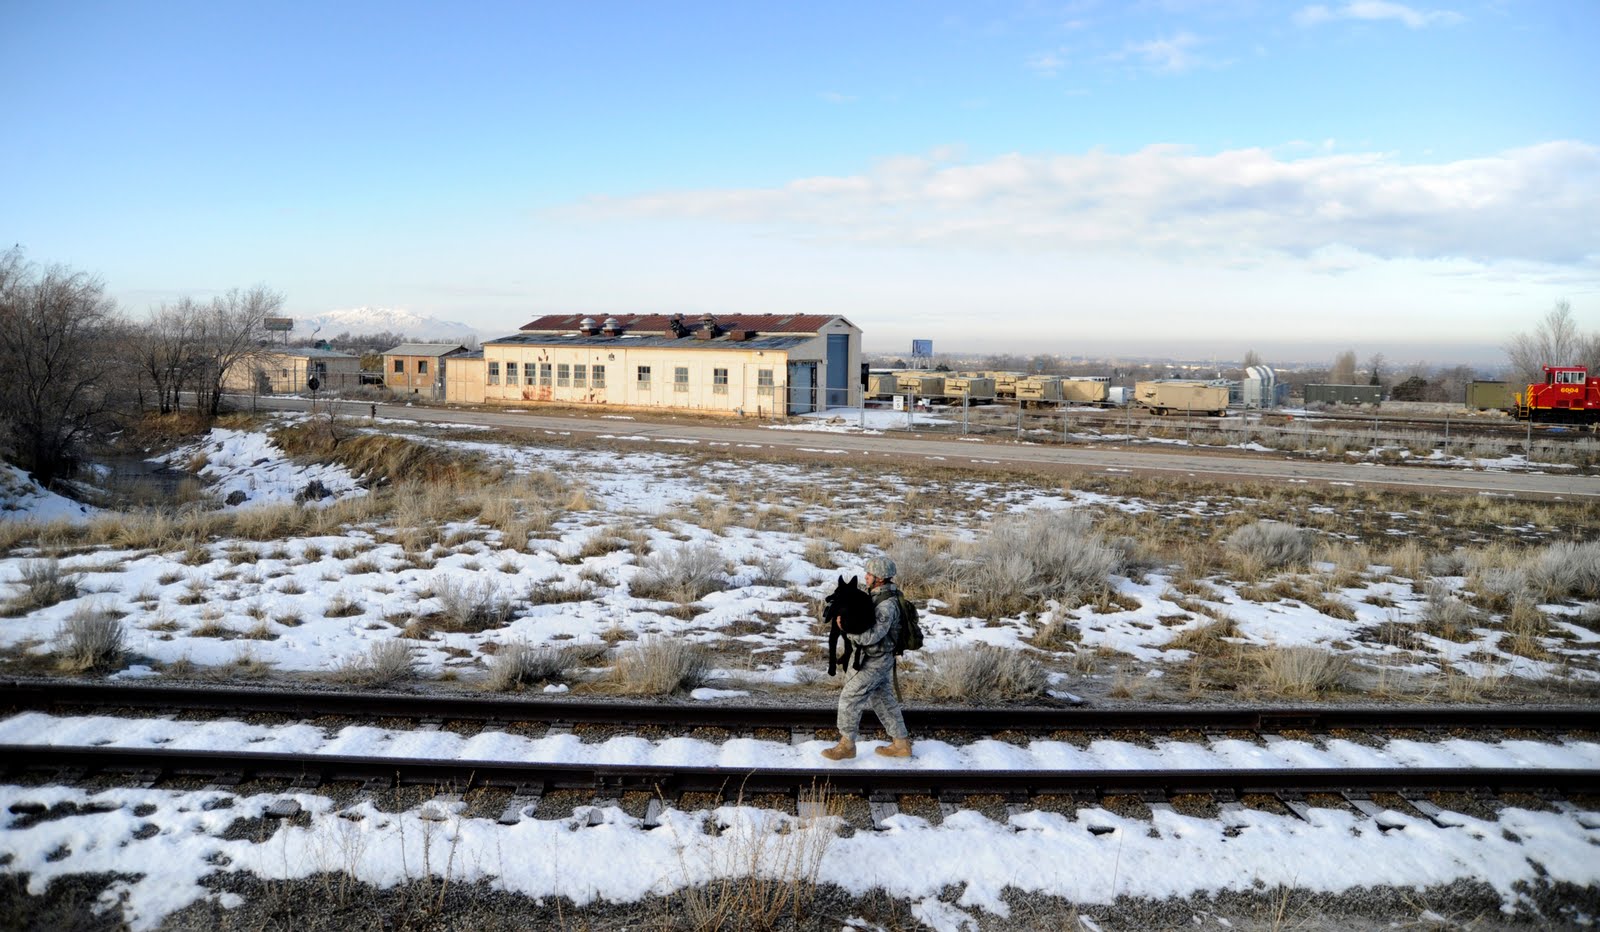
xmin=1513 ymin=366 xmax=1600 ymax=424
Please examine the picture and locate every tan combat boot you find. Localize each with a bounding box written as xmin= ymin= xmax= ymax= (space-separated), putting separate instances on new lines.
xmin=875 ymin=738 xmax=913 ymax=758
xmin=820 ymin=738 xmax=856 ymax=761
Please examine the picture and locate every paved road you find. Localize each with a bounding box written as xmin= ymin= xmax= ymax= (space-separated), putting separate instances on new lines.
xmin=240 ymin=395 xmax=1600 ymax=501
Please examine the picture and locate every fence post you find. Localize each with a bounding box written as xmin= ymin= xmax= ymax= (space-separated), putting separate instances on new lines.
xmin=963 ymin=399 xmax=968 ymax=435
xmin=1016 ymin=400 xmax=1022 ymax=440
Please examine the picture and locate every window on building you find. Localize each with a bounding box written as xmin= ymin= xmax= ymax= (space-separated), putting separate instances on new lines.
xmin=540 ymin=362 xmax=552 ymax=386
xmin=574 ymin=364 xmax=587 ymax=386
xmin=674 ymin=366 xmax=689 ymax=392
xmin=393 ymin=359 xmax=404 ymax=373
xmin=592 ymin=365 xmax=605 ymax=387
xmin=557 ymin=364 xmax=571 ymax=387
xmin=488 ymin=362 xmax=501 ymax=385
xmin=280 ymin=368 xmax=289 ymax=378
xmin=505 ymin=362 xmax=517 ymax=385
xmin=637 ymin=365 xmax=651 ymax=387
xmin=418 ymin=360 xmax=429 ymax=375
xmin=713 ymin=367 xmax=728 ymax=394
xmin=757 ymin=368 xmax=774 ymax=395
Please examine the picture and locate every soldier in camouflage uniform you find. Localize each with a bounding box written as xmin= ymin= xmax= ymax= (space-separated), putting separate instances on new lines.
xmin=821 ymin=556 xmax=914 ymax=760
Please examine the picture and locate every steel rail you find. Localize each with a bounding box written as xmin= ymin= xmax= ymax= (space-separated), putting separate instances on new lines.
xmin=5 ymin=681 xmax=1600 ymax=734
xmin=4 ymin=744 xmax=1597 ymax=798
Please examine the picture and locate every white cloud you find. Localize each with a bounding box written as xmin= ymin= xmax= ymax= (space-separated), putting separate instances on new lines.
xmin=1026 ymin=51 xmax=1068 ymax=76
xmin=574 ymin=141 xmax=1600 ymax=274
xmin=1295 ymin=2 xmax=1464 ymax=29
xmin=1120 ymin=32 xmax=1205 ymax=72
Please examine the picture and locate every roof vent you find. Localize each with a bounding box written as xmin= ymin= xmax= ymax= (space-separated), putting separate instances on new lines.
xmin=601 ymin=316 xmax=623 ymax=336
xmin=578 ymin=316 xmax=599 ymax=336
xmin=667 ymin=313 xmax=689 ymax=338
xmin=698 ymin=312 xmax=721 ymax=339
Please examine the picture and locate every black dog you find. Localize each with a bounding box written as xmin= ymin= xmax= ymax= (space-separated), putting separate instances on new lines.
xmin=823 ymin=575 xmax=876 ymax=676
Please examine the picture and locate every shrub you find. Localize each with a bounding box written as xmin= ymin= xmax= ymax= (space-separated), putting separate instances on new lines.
xmin=9 ymin=559 xmax=80 ymax=614
xmin=484 ymin=641 xmax=586 ymax=692
xmin=957 ymin=510 xmax=1122 ymax=618
xmin=1225 ymin=521 xmax=1315 ymax=570
xmin=334 ymin=640 xmax=416 ymax=687
xmin=1254 ymin=647 xmax=1349 ymax=697
xmin=887 ymin=540 xmax=956 ymax=593
xmin=913 ymin=644 xmax=1048 ymax=701
xmin=611 ymin=635 xmax=710 ymax=695
xmin=432 ymin=575 xmax=516 ymax=631
xmin=1419 ymin=580 xmax=1477 ymax=642
xmin=631 ymin=543 xmax=726 ymax=603
xmin=1528 ymin=541 xmax=1600 ymax=601
xmin=1168 ymin=616 xmax=1241 ymax=657
xmin=56 ymin=603 xmax=126 ymax=674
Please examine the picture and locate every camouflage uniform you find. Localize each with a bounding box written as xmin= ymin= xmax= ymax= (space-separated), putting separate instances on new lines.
xmin=836 ymin=582 xmax=909 ymax=742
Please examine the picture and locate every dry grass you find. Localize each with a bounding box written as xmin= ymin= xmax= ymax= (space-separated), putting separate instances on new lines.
xmin=631 ymin=543 xmax=726 ymax=603
xmin=1031 ymin=617 xmax=1083 ymax=651
xmin=1420 ymin=580 xmax=1477 ymax=642
xmin=910 ymin=644 xmax=1048 ymax=701
xmin=1168 ymin=616 xmax=1241 ymax=657
xmin=5 ymin=559 xmax=80 ymax=615
xmin=482 ymin=641 xmax=596 ymax=692
xmin=609 ymin=636 xmax=711 ymax=696
xmin=1254 ymin=646 xmax=1350 ymax=698
xmin=1224 ymin=521 xmax=1315 ymax=571
xmin=432 ymin=575 xmax=517 ymax=631
xmin=55 ymin=603 xmax=126 ymax=674
xmin=672 ymin=783 xmax=843 ymax=932
xmin=333 ymin=640 xmax=416 ymax=686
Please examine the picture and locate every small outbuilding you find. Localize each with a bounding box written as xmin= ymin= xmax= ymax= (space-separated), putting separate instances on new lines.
xmin=223 ymin=347 xmax=362 ymax=394
xmin=382 ymin=343 xmax=472 ymax=396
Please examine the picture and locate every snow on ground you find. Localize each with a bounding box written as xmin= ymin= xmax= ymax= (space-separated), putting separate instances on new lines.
xmin=0 ymin=463 xmax=98 ymax=523
xmin=3 ymin=415 xmax=1600 ymax=928
xmin=163 ymin=426 xmax=365 ymax=508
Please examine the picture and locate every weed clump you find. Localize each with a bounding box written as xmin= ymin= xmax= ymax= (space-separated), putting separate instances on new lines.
xmin=610 ymin=636 xmax=710 ymax=696
xmin=432 ymin=575 xmax=517 ymax=631
xmin=56 ymin=603 xmax=126 ymax=674
xmin=7 ymin=559 xmax=80 ymax=614
xmin=1254 ymin=646 xmax=1349 ymax=697
xmin=1528 ymin=541 xmax=1600 ymax=601
xmin=484 ymin=641 xmax=592 ymax=692
xmin=913 ymin=644 xmax=1048 ymax=701
xmin=1225 ymin=521 xmax=1315 ymax=570
xmin=334 ymin=640 xmax=416 ymax=687
xmin=631 ymin=543 xmax=726 ymax=603
xmin=954 ymin=510 xmax=1123 ymax=618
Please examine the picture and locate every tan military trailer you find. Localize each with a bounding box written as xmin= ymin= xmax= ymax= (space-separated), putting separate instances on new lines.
xmin=1060 ymin=378 xmax=1109 ymax=404
xmin=1016 ymin=376 xmax=1065 ymax=404
xmin=867 ymin=374 xmax=903 ymax=398
xmin=1133 ymin=380 xmax=1229 ymax=416
xmin=988 ymin=371 xmax=1029 ymax=398
xmin=943 ymin=375 xmax=996 ymax=402
xmin=898 ymin=373 xmax=947 ymax=398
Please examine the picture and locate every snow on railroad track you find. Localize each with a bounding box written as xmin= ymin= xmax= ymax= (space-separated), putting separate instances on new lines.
xmin=4 ymin=711 xmax=1599 ymax=773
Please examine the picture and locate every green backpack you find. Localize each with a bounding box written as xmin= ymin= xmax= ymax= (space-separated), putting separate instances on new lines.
xmin=875 ymin=590 xmax=924 ymax=654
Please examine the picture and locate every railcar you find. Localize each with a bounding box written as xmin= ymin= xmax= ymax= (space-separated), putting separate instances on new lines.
xmin=1512 ymin=366 xmax=1600 ymax=424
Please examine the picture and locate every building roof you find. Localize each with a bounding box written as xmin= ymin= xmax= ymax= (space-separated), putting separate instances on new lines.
xmin=517 ymin=313 xmax=844 ymax=335
xmin=381 ymin=343 xmax=470 ymax=356
xmin=262 ymin=346 xmax=358 ymax=359
xmin=483 ymin=332 xmax=811 ymax=351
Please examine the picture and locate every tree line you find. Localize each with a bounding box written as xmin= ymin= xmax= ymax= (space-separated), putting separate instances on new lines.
xmin=0 ymin=249 xmax=283 ymax=487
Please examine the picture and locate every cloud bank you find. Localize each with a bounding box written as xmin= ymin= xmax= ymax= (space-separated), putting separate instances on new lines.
xmin=579 ymin=142 xmax=1600 ymax=273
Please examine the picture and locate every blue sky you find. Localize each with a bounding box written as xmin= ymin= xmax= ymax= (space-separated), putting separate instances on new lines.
xmin=5 ymin=1 xmax=1596 ymax=364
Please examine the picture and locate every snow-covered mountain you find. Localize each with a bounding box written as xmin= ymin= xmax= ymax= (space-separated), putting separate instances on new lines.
xmin=294 ymin=307 xmax=485 ymax=341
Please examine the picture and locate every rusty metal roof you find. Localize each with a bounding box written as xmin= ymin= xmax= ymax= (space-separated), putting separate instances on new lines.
xmin=483 ymin=332 xmax=810 ymax=351
xmin=516 ymin=313 xmax=844 ymax=334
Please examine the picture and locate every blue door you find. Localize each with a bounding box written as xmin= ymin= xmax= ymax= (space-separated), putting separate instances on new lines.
xmin=826 ymin=333 xmax=850 ymax=409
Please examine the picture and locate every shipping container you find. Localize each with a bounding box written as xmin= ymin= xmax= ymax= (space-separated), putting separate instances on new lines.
xmin=1304 ymin=384 xmax=1383 ymax=406
xmin=1133 ymin=380 xmax=1230 ymax=415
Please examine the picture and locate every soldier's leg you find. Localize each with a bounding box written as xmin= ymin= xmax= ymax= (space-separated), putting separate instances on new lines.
xmin=866 ymin=671 xmax=909 ymax=740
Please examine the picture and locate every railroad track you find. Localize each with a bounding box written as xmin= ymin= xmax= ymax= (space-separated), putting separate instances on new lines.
xmin=7 ymin=680 xmax=1600 ymax=735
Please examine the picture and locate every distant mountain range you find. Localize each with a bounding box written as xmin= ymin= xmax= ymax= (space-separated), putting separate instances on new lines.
xmin=293 ymin=307 xmax=486 ymax=340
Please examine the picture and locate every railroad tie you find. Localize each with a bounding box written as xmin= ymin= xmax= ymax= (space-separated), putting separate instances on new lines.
xmin=421 ymin=792 xmax=464 ymax=822
xmin=266 ymin=798 xmax=301 ymax=819
xmin=868 ymin=791 xmax=899 ymax=830
xmin=1536 ymin=792 xmax=1600 ymax=830
xmin=339 ymin=776 xmax=393 ymax=819
xmin=936 ymin=790 xmax=964 ymax=820
xmin=1340 ymin=791 xmax=1406 ymax=831
xmin=1275 ymin=791 xmax=1311 ymax=822
xmin=587 ymin=789 xmax=622 ymax=826
xmin=497 ymin=782 xmax=545 ymax=825
xmin=545 ymin=721 xmax=574 ymax=738
xmin=1141 ymin=789 xmax=1174 ymax=817
xmin=1400 ymin=793 xmax=1467 ymax=828
xmin=1003 ymin=790 xmax=1030 ymax=822
xmin=643 ymin=792 xmax=681 ymax=830
xmin=788 ymin=728 xmax=813 ymax=748
xmin=201 ymin=773 xmax=243 ymax=794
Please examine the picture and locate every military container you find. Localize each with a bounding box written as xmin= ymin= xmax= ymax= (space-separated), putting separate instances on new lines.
xmin=1060 ymin=378 xmax=1109 ymax=404
xmin=1133 ymin=380 xmax=1230 ymax=415
xmin=988 ymin=371 xmax=1028 ymax=397
xmin=943 ymin=376 xmax=996 ymax=402
xmin=898 ymin=373 xmax=946 ymax=397
xmin=1016 ymin=377 xmax=1065 ymax=403
xmin=1465 ymin=380 xmax=1512 ymax=411
xmin=1304 ymin=384 xmax=1383 ymax=406
xmin=867 ymin=374 xmax=902 ymax=398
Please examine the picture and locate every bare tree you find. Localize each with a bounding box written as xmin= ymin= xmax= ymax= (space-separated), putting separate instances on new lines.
xmin=1506 ymin=301 xmax=1597 ymax=386
xmin=1329 ymin=350 xmax=1358 ymax=385
xmin=1242 ymin=349 xmax=1262 ymax=368
xmin=0 ymin=250 xmax=122 ymax=486
xmin=133 ymin=298 xmax=206 ymax=415
xmin=194 ymin=286 xmax=284 ymax=418
xmin=1365 ymin=352 xmax=1386 ymax=387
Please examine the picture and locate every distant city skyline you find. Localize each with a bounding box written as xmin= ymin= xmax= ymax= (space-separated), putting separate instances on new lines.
xmin=6 ymin=1 xmax=1595 ymax=369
